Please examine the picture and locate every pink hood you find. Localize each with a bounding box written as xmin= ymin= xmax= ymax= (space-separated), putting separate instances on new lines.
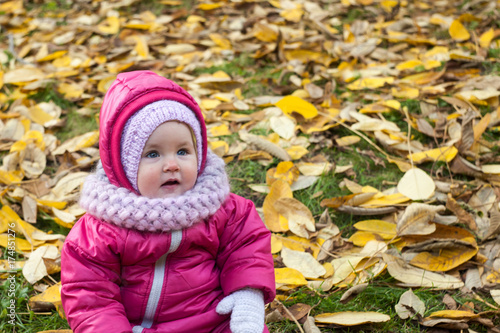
xmin=99 ymin=70 xmax=207 ymax=194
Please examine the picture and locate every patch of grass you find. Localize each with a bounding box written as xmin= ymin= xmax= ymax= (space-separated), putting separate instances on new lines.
xmin=270 ymin=277 xmax=498 ymax=332
xmin=29 ymin=83 xmax=75 ymax=111
xmin=0 ymin=274 xmax=70 ymax=333
xmin=227 ymin=159 xmax=268 ymax=207
xmin=56 ymin=109 xmax=99 ymax=142
xmin=193 ymin=54 xmax=281 ymax=97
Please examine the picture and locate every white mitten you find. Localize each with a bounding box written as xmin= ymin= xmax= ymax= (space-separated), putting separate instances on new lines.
xmin=216 ymin=288 xmax=265 ymax=333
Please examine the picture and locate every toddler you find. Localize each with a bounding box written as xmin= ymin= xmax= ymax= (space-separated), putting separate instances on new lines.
xmin=61 ymin=70 xmax=276 ymax=333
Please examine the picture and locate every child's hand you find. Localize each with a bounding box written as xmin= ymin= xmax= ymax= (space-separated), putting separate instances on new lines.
xmin=216 ymin=288 xmax=265 ymax=333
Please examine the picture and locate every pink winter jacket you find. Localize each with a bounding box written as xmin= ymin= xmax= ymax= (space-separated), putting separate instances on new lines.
xmin=60 ymin=71 xmax=276 ymax=332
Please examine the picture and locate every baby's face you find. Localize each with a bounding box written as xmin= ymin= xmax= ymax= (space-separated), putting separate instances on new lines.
xmin=137 ymin=121 xmax=198 ymax=199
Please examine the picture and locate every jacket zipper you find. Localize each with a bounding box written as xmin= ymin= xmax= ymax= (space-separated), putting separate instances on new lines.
xmin=132 ymin=229 xmax=183 ymax=333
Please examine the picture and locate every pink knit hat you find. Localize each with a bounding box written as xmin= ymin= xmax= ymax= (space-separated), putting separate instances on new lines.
xmin=120 ymin=100 xmax=203 ymax=192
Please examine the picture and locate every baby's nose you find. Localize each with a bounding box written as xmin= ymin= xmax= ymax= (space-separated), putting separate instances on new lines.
xmin=163 ymin=158 xmax=180 ymax=172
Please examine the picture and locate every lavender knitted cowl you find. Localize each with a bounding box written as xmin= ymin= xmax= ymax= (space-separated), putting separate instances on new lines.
xmin=79 ymin=150 xmax=230 ymax=232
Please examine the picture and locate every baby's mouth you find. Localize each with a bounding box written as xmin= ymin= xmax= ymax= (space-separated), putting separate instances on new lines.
xmin=162 ymin=180 xmax=179 ymax=186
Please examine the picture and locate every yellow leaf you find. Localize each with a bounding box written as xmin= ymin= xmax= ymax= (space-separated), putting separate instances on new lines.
xmin=271 ymin=234 xmax=282 ymax=254
xmin=381 ymin=0 xmax=398 ymax=12
xmin=132 ymin=35 xmax=149 ymax=59
xmin=98 ymin=16 xmax=120 ymax=35
xmin=359 ymin=193 xmax=410 ymax=208
xmin=209 ymin=124 xmax=231 ymax=137
xmin=280 ymin=7 xmax=303 ymax=22
xmin=346 ymin=77 xmax=394 ymax=90
xmin=198 ymin=2 xmax=223 ymax=10
xmin=285 ymin=146 xmax=309 ymax=160
xmin=28 ymin=105 xmax=55 ymax=125
xmin=391 ymin=86 xmax=419 ymax=99
xmin=274 ymin=161 xmax=299 ymax=185
xmin=428 ymin=310 xmax=479 ymax=319
xmin=97 ymin=76 xmax=117 ymax=93
xmin=263 ymin=180 xmax=293 ymax=232
xmin=208 ymin=140 xmax=229 ymax=157
xmin=22 ymin=130 xmax=45 ymax=150
xmin=383 ymin=253 xmax=464 ymax=289
xmin=29 ymin=282 xmax=64 ymax=318
xmin=473 ymin=113 xmax=491 ymax=141
xmin=36 ymin=50 xmax=67 ymax=62
xmin=401 ymin=71 xmax=444 ymax=85
xmin=409 ymin=246 xmax=478 ymax=272
xmin=354 ymin=220 xmax=397 ymax=235
xmin=479 ymin=28 xmax=495 ymax=48
xmin=0 ymin=169 xmax=23 ymax=185
xmin=408 ymin=146 xmax=458 ymax=163
xmin=200 ymin=98 xmax=222 ymax=110
xmin=348 ymin=231 xmax=386 ymax=246
xmin=275 ymin=96 xmax=318 ymax=119
xmin=0 ymin=234 xmax=33 ymax=252
xmin=449 ymin=19 xmax=470 ymax=42
xmin=284 ymin=49 xmax=334 ymax=66
xmin=336 ymin=135 xmax=360 ymax=146
xmin=209 ymin=33 xmax=232 ymax=49
xmin=58 ymin=82 xmax=84 ymax=99
xmin=253 ymin=23 xmax=278 ymax=42
xmin=275 ymin=267 xmax=308 ymax=286
xmin=315 ymin=312 xmax=390 ymax=326
xmin=275 ymin=197 xmax=315 ymax=239
xmin=396 ymin=59 xmax=423 ymax=71
xmin=36 ymin=199 xmax=67 ymax=210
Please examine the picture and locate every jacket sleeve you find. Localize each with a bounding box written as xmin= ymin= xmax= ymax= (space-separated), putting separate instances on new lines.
xmin=61 ymin=215 xmax=133 ymax=333
xmin=216 ymin=194 xmax=276 ymax=303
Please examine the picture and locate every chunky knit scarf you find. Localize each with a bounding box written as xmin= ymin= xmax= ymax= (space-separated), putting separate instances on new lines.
xmin=79 ymin=151 xmax=230 ymax=232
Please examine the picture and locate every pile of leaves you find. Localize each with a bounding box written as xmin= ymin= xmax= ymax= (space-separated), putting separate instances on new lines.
xmin=1 ymin=0 xmax=500 ymax=331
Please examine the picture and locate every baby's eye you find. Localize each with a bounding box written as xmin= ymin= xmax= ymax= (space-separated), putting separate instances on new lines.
xmin=145 ymin=151 xmax=159 ymax=158
xmin=177 ymin=149 xmax=188 ymax=156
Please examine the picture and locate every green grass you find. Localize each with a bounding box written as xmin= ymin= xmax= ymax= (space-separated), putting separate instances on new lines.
xmin=269 ymin=277 xmax=498 ymax=332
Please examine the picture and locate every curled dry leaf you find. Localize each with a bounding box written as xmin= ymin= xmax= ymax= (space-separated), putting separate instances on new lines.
xmin=395 ymin=289 xmax=426 ymax=319
xmin=396 ymin=203 xmax=445 ymax=236
xmin=340 ymin=283 xmax=368 ymax=304
xmin=22 ymin=245 xmax=60 ymax=284
xmin=243 ymin=133 xmax=291 ymax=161
xmin=303 ymin=316 xmax=321 ymax=333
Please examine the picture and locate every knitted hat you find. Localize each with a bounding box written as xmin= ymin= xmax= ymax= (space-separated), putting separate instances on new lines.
xmin=120 ymin=100 xmax=203 ymax=192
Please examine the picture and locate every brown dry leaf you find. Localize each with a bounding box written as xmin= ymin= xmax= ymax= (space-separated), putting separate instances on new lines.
xmin=445 ymin=195 xmax=478 ymax=231
xmin=396 ymin=203 xmax=445 ymax=236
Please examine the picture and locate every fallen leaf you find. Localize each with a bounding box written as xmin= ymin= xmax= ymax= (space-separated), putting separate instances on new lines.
xmin=315 ymin=311 xmax=390 ymax=326
xmin=281 ymin=247 xmax=326 ymax=279
xmin=395 ymin=289 xmax=426 ymax=319
xmin=397 ymin=168 xmax=436 ymax=201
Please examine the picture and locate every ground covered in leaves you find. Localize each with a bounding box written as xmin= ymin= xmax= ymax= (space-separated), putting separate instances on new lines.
xmin=1 ymin=0 xmax=500 ymax=332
